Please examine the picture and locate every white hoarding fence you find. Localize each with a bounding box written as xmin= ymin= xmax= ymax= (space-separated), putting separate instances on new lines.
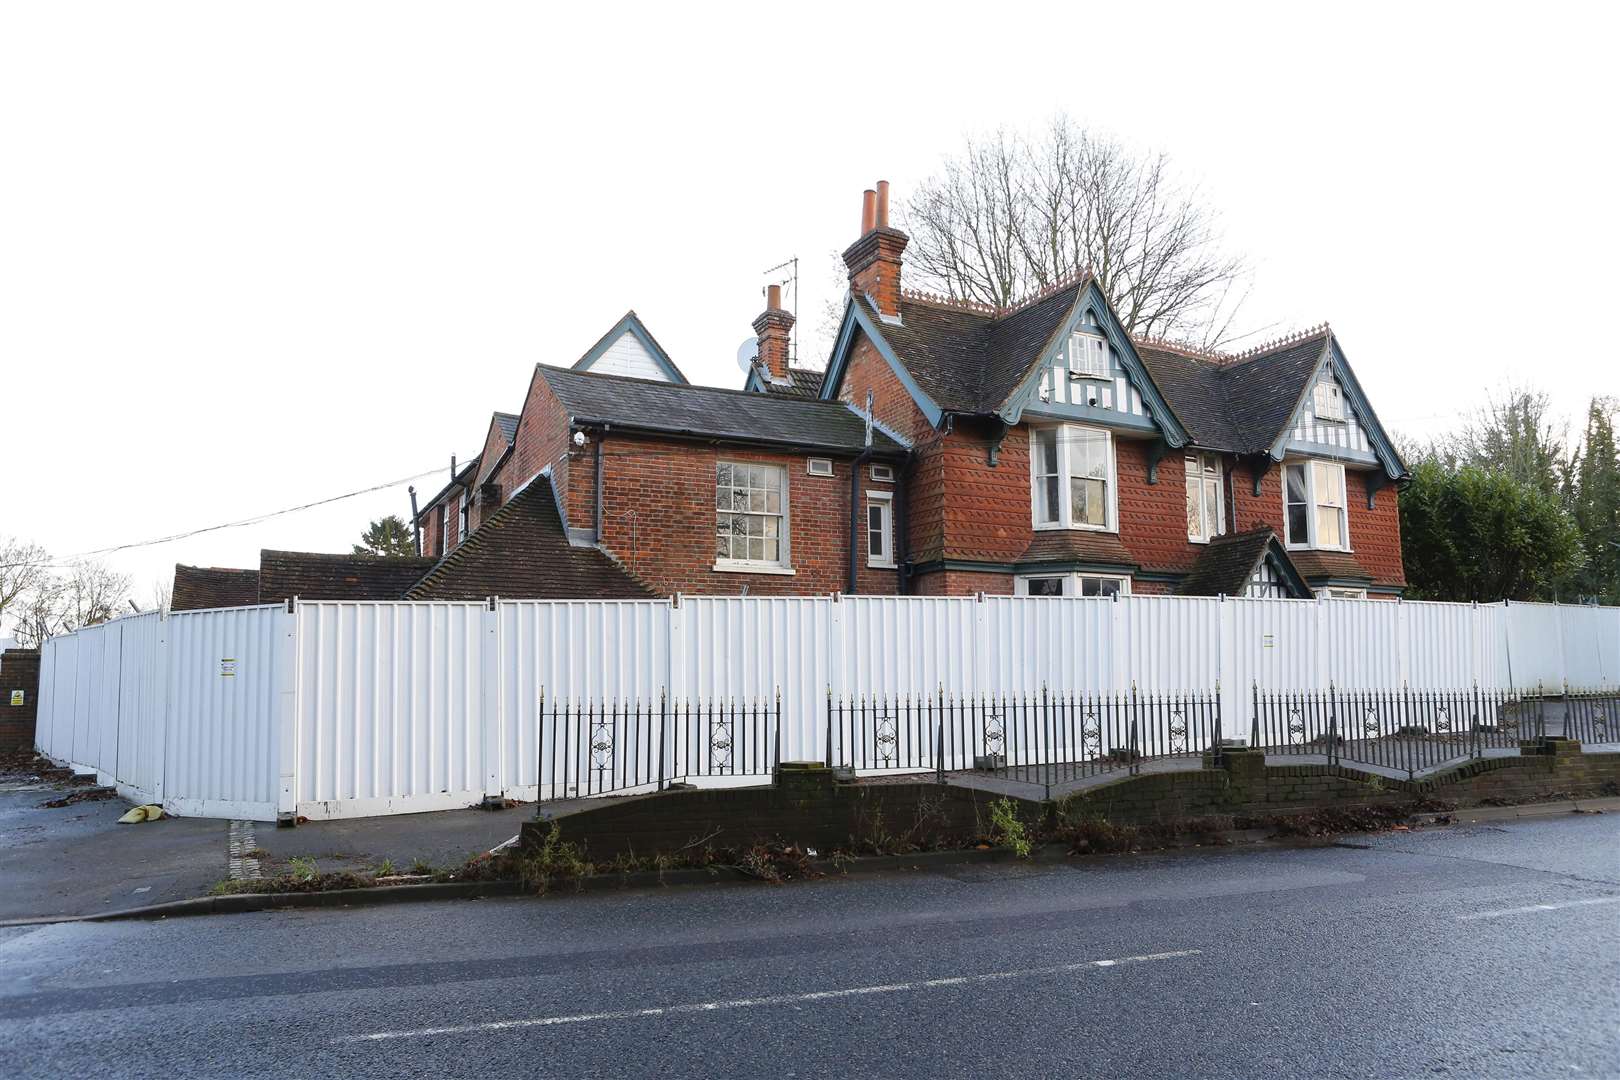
xmin=32 ymin=594 xmax=1620 ymax=821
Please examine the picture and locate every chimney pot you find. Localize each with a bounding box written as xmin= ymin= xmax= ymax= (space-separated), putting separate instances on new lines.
xmin=861 ymin=189 xmax=877 ymax=234
xmin=875 ymin=180 xmax=890 ymax=228
xmin=766 ymin=283 xmax=782 ymax=311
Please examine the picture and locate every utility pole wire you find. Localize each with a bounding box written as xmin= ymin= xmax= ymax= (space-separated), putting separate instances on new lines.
xmin=64 ymin=463 xmax=461 ymax=559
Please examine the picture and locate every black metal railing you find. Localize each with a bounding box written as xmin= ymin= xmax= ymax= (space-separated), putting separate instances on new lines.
xmin=537 ymin=691 xmax=779 ymax=800
xmin=1251 ymin=685 xmax=1543 ymax=778
xmin=826 ymin=688 xmax=1222 ymax=798
xmin=1563 ymin=687 xmax=1620 ymax=744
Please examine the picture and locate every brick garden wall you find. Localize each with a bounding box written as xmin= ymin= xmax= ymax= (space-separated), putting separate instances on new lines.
xmin=1 ymin=649 xmax=41 ymax=752
xmin=528 ymin=743 xmax=1620 ymax=861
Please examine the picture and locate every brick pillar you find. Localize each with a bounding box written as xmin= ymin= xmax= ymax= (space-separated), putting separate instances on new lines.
xmin=0 ymin=649 xmax=41 ymax=752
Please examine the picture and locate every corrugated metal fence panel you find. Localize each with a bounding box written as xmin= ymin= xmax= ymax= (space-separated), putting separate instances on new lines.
xmin=1122 ymin=595 xmax=1224 ymax=691
xmin=1556 ymin=604 xmax=1618 ymax=687
xmin=164 ymin=605 xmax=281 ymax=819
xmin=1227 ymin=598 xmax=1322 ymax=692
xmin=1323 ymin=599 xmax=1403 ymax=688
xmin=504 ymin=599 xmax=671 ymax=797
xmin=677 ymin=596 xmax=826 ymax=762
xmin=983 ymin=597 xmax=1114 ymax=694
xmin=113 ymin=612 xmax=165 ymax=798
xmin=837 ymin=595 xmax=979 ymax=696
xmin=295 ymin=601 xmax=487 ymax=817
xmin=34 ymin=635 xmax=63 ymax=760
xmin=1504 ymin=602 xmax=1567 ymax=690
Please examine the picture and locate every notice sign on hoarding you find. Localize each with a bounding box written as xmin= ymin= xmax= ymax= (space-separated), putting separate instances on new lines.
xmin=8 ymin=690 xmax=21 ymax=706
xmin=1262 ymin=633 xmax=1276 ymax=649
xmin=220 ymin=658 xmax=237 ymax=678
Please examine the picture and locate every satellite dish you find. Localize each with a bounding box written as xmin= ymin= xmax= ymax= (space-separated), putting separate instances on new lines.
xmin=735 ymin=335 xmax=760 ymax=374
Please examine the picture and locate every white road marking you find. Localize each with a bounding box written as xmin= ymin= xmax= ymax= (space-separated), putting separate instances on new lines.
xmin=1457 ymin=896 xmax=1620 ymax=921
xmin=336 ymin=949 xmax=1203 ymax=1043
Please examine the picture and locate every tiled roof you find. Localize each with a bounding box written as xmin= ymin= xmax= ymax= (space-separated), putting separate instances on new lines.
xmin=1288 ymin=548 xmax=1375 ymax=584
xmin=857 ymin=281 xmax=1340 ymax=456
xmin=494 ymin=412 xmax=519 ymax=442
xmin=1017 ymin=530 xmax=1138 ymax=569
xmin=171 ymin=565 xmax=261 ymax=611
xmin=258 ymin=550 xmax=437 ymax=603
xmin=537 ymin=366 xmax=906 ymax=455
xmin=756 ymin=367 xmax=826 ymax=399
xmin=1176 ymin=527 xmax=1311 ymax=598
xmin=405 ymin=475 xmax=654 ymax=601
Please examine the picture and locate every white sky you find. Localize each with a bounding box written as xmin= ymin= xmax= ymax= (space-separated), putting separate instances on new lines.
xmin=3 ymin=1 xmax=1616 ymax=609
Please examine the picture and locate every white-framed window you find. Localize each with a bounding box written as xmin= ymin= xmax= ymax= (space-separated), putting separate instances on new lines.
xmin=1284 ymin=460 xmax=1349 ymax=550
xmin=1185 ymin=452 xmax=1225 ymax=543
xmin=715 ymin=462 xmax=789 ymax=570
xmin=1014 ymin=572 xmax=1131 ymax=597
xmin=1030 ymin=424 xmax=1115 ymax=531
xmin=869 ymin=463 xmax=896 ymax=483
xmin=866 ymin=491 xmax=894 ymax=568
xmin=1068 ymin=330 xmax=1109 ymax=379
xmin=457 ymin=491 xmax=468 ymax=544
xmin=438 ymin=504 xmax=448 ymax=555
xmin=806 ymin=457 xmax=834 ymax=477
xmin=1322 ymin=587 xmax=1367 ymax=600
xmin=1313 ymin=380 xmax=1345 ymax=422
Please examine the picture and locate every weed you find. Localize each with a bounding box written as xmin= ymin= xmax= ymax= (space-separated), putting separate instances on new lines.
xmin=988 ymin=797 xmax=1031 ymax=858
xmin=518 ymin=823 xmax=593 ymax=895
xmin=410 ymin=857 xmax=434 ymax=876
xmin=374 ymin=858 xmax=396 ymax=878
xmin=287 ymin=856 xmax=318 ymax=882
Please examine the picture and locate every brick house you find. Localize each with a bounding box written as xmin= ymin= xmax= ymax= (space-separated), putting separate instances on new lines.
xmin=175 ymin=179 xmax=1408 ymax=605
xmin=743 ymin=182 xmax=1410 ymax=600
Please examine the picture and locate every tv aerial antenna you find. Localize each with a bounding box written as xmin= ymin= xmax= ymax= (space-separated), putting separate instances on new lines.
xmin=762 ymin=255 xmax=799 ymax=366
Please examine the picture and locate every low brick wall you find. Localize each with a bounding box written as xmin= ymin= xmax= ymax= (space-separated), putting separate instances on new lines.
xmin=1066 ymin=742 xmax=1619 ymax=826
xmin=0 ymin=649 xmax=40 ymax=752
xmin=523 ymin=744 xmax=1620 ymax=862
xmin=528 ymin=764 xmax=1028 ymax=861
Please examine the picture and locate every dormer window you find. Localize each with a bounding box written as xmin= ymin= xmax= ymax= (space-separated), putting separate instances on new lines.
xmin=1313 ymin=381 xmax=1345 ymax=422
xmin=1068 ymin=331 xmax=1109 ymax=380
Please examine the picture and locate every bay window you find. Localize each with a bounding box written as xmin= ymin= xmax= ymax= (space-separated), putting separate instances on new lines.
xmin=1185 ymin=452 xmax=1224 ymax=543
xmin=1030 ymin=424 xmax=1115 ymax=531
xmin=716 ymin=462 xmax=789 ymax=569
xmin=1015 ymin=572 xmax=1130 ymax=597
xmin=1283 ymin=460 xmax=1349 ymax=550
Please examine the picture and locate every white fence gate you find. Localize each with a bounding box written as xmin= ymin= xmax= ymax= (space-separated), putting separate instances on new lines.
xmin=33 ymin=594 xmax=1619 ymax=822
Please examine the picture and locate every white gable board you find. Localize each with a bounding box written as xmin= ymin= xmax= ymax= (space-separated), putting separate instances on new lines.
xmin=586 ymin=330 xmax=673 ymax=382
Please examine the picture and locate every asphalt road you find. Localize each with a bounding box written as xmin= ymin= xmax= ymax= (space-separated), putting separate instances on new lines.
xmin=2 ymin=816 xmax=1617 ymax=1079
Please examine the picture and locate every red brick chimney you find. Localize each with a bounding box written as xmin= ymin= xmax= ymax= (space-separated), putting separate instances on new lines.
xmin=843 ymin=179 xmax=908 ymax=318
xmin=752 ymin=282 xmax=795 ymax=381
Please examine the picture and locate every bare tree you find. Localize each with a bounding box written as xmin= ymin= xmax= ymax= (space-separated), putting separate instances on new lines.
xmin=150 ymin=576 xmax=173 ymax=615
xmin=12 ymin=575 xmax=65 ymax=648
xmin=60 ymin=559 xmax=132 ymax=631
xmin=1 ymin=537 xmax=54 ymax=636
xmin=904 ymin=117 xmax=1252 ymax=346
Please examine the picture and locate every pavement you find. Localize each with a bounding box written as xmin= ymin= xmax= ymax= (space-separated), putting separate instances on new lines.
xmin=0 ymin=811 xmax=1615 ymax=1078
xmin=0 ymin=757 xmax=528 ymax=922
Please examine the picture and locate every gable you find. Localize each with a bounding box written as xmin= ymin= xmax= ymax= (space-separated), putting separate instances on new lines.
xmin=571 ymin=312 xmax=687 ymax=383
xmin=1018 ymin=300 xmax=1154 ymax=431
xmin=1001 ymin=282 xmax=1187 ymax=444
xmin=1270 ymin=335 xmax=1406 ymax=479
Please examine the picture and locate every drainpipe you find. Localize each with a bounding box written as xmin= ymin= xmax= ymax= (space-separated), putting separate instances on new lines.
xmin=895 ymin=453 xmax=913 ymax=594
xmin=848 ymin=446 xmax=875 ymax=594
xmin=593 ymin=430 xmax=605 ymax=539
